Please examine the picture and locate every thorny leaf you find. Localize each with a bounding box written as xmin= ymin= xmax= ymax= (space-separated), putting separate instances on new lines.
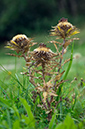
xmin=69 ymin=30 xmax=80 ymax=36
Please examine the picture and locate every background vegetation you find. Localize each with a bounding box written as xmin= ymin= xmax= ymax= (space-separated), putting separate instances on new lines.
xmin=0 ymin=0 xmax=85 ymax=129
xmin=0 ymin=0 xmax=85 ymax=42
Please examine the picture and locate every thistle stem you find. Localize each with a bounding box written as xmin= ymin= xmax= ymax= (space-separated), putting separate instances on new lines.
xmin=42 ymin=63 xmax=45 ymax=83
xmin=22 ymin=53 xmax=27 ymax=61
xmin=58 ymin=38 xmax=65 ymax=72
xmin=54 ymin=39 xmax=65 ymax=86
xmin=38 ymin=93 xmax=47 ymax=109
xmin=29 ymin=77 xmax=36 ymax=87
xmin=50 ymin=96 xmax=53 ymax=103
xmin=46 ymin=98 xmax=51 ymax=108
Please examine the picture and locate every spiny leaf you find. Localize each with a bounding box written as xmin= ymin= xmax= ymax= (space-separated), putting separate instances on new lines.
xmin=70 ymin=30 xmax=80 ymax=36
xmin=10 ymin=40 xmax=19 ymax=46
xmin=66 ymin=27 xmax=72 ymax=34
xmin=5 ymin=46 xmax=13 ymax=49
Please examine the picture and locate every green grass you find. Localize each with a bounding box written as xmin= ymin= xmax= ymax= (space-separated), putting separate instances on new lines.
xmin=0 ymin=28 xmax=85 ymax=129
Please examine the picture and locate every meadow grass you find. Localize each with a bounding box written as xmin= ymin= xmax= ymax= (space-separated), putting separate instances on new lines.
xmin=0 ymin=28 xmax=85 ymax=129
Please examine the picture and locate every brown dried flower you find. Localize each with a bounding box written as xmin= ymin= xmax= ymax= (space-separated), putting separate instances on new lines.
xmin=33 ymin=43 xmax=55 ymax=65
xmin=51 ymin=17 xmax=79 ymax=39
xmin=6 ymin=34 xmax=35 ymax=54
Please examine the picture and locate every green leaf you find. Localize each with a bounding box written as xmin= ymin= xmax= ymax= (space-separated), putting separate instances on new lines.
xmin=13 ymin=119 xmax=20 ymax=129
xmin=74 ymin=101 xmax=83 ymax=117
xmin=6 ymin=109 xmax=12 ymax=129
xmin=55 ymin=114 xmax=77 ymax=129
xmin=55 ymin=123 xmax=63 ymax=129
xmin=0 ymin=85 xmax=9 ymax=99
xmin=0 ymin=97 xmax=11 ymax=108
xmin=78 ymin=122 xmax=83 ymax=129
xmin=12 ymin=105 xmax=20 ymax=119
xmin=21 ymin=114 xmax=35 ymax=127
xmin=0 ymin=97 xmax=20 ymax=122
xmin=20 ymin=97 xmax=35 ymax=128
xmin=63 ymin=114 xmax=77 ymax=129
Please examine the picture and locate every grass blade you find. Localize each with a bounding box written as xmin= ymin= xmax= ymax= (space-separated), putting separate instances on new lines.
xmin=12 ymin=105 xmax=20 ymax=119
xmin=0 ymin=97 xmax=11 ymax=108
xmin=0 ymin=84 xmax=9 ymax=99
xmin=63 ymin=42 xmax=74 ymax=80
xmin=6 ymin=109 xmax=12 ymax=129
xmin=49 ymin=110 xmax=57 ymax=129
xmin=0 ymin=64 xmax=26 ymax=91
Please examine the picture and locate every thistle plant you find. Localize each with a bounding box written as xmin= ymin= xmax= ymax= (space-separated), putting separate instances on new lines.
xmin=6 ymin=18 xmax=80 ymax=120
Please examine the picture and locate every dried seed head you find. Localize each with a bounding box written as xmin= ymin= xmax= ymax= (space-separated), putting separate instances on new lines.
xmin=73 ymin=53 xmax=82 ymax=60
xmin=51 ymin=17 xmax=79 ymax=39
xmin=12 ymin=34 xmax=28 ymax=43
xmin=6 ymin=34 xmax=34 ymax=54
xmin=33 ymin=43 xmax=55 ymax=63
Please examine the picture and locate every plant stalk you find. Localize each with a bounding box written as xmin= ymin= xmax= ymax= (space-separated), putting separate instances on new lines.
xmin=58 ymin=38 xmax=65 ymax=72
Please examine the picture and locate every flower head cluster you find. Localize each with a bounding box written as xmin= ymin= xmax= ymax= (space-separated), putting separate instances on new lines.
xmin=33 ymin=43 xmax=55 ymax=65
xmin=6 ymin=34 xmax=34 ymax=54
xmin=51 ymin=17 xmax=79 ymax=39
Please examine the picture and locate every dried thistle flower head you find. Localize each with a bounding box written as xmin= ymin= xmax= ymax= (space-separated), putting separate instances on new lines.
xmin=6 ymin=34 xmax=34 ymax=54
xmin=33 ymin=43 xmax=55 ymax=65
xmin=51 ymin=17 xmax=80 ymax=39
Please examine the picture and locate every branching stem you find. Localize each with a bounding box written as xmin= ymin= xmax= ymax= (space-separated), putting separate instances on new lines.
xmin=58 ymin=38 xmax=65 ymax=72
